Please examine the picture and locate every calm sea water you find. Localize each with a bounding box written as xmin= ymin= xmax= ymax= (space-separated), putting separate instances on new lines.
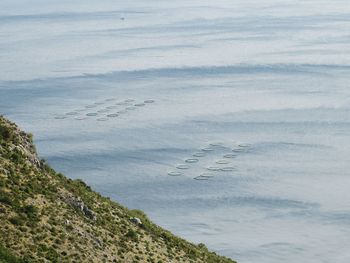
xmin=1 ymin=1 xmax=350 ymax=262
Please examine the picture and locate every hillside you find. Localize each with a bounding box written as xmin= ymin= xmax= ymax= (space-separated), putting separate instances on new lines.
xmin=0 ymin=116 xmax=236 ymax=263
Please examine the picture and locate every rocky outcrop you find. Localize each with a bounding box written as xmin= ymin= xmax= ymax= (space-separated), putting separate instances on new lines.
xmin=1 ymin=117 xmax=41 ymax=168
xmin=62 ymin=194 xmax=97 ymax=221
xmin=130 ymin=217 xmax=142 ymax=226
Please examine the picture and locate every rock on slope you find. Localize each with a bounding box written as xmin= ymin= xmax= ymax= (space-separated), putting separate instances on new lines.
xmin=0 ymin=116 xmax=236 ymax=263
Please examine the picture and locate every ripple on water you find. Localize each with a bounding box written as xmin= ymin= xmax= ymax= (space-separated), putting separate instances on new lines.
xmin=200 ymin=173 xmax=214 ymax=178
xmin=168 ymin=171 xmax=182 ymax=176
xmin=202 ymin=147 xmax=214 ymax=152
xmin=65 ymin=111 xmax=78 ymax=116
xmin=216 ymin=159 xmax=229 ymax=164
xmin=86 ymin=113 xmax=98 ymax=116
xmin=194 ymin=176 xmax=210 ymax=180
xmin=107 ymin=114 xmax=118 ymax=118
xmin=193 ymin=152 xmax=206 ymax=157
xmin=209 ymin=142 xmax=224 ymax=147
xmin=223 ymin=153 xmax=236 ymax=158
xmin=220 ymin=167 xmax=236 ymax=172
xmin=206 ymin=166 xmax=221 ymax=171
xmin=74 ymin=117 xmax=87 ymax=120
xmin=176 ymin=164 xmax=190 ymax=170
xmin=185 ymin=158 xmax=199 ymax=163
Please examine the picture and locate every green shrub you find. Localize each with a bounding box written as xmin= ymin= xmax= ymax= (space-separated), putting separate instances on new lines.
xmin=125 ymin=229 xmax=138 ymax=241
xmin=198 ymin=243 xmax=208 ymax=251
xmin=0 ymin=244 xmax=27 ymax=263
xmin=0 ymin=192 xmax=13 ymax=206
xmin=10 ymin=152 xmax=22 ymax=163
xmin=44 ymin=247 xmax=60 ymax=263
xmin=9 ymin=216 xmax=25 ymax=226
xmin=21 ymin=205 xmax=38 ymax=221
xmin=0 ymin=125 xmax=11 ymax=141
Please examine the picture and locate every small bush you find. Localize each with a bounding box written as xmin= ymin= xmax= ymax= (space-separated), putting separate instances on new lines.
xmin=0 ymin=125 xmax=11 ymax=141
xmin=198 ymin=243 xmax=208 ymax=251
xmin=9 ymin=216 xmax=25 ymax=226
xmin=11 ymin=151 xmax=22 ymax=163
xmin=21 ymin=205 xmax=38 ymax=220
xmin=0 ymin=244 xmax=25 ymax=263
xmin=125 ymin=229 xmax=138 ymax=241
xmin=0 ymin=192 xmax=13 ymax=206
xmin=45 ymin=247 xmax=60 ymax=263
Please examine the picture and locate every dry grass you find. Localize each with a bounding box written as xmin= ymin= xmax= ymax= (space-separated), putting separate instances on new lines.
xmin=0 ymin=115 xmax=236 ymax=263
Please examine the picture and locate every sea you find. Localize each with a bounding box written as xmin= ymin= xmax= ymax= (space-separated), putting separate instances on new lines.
xmin=1 ymin=1 xmax=350 ymax=262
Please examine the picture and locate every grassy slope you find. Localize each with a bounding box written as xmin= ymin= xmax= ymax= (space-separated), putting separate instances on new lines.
xmin=0 ymin=116 xmax=236 ymax=263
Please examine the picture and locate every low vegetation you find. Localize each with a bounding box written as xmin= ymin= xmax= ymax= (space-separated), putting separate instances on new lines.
xmin=0 ymin=115 xmax=236 ymax=263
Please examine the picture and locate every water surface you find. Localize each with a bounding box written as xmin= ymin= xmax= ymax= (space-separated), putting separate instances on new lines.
xmin=1 ymin=1 xmax=350 ymax=262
